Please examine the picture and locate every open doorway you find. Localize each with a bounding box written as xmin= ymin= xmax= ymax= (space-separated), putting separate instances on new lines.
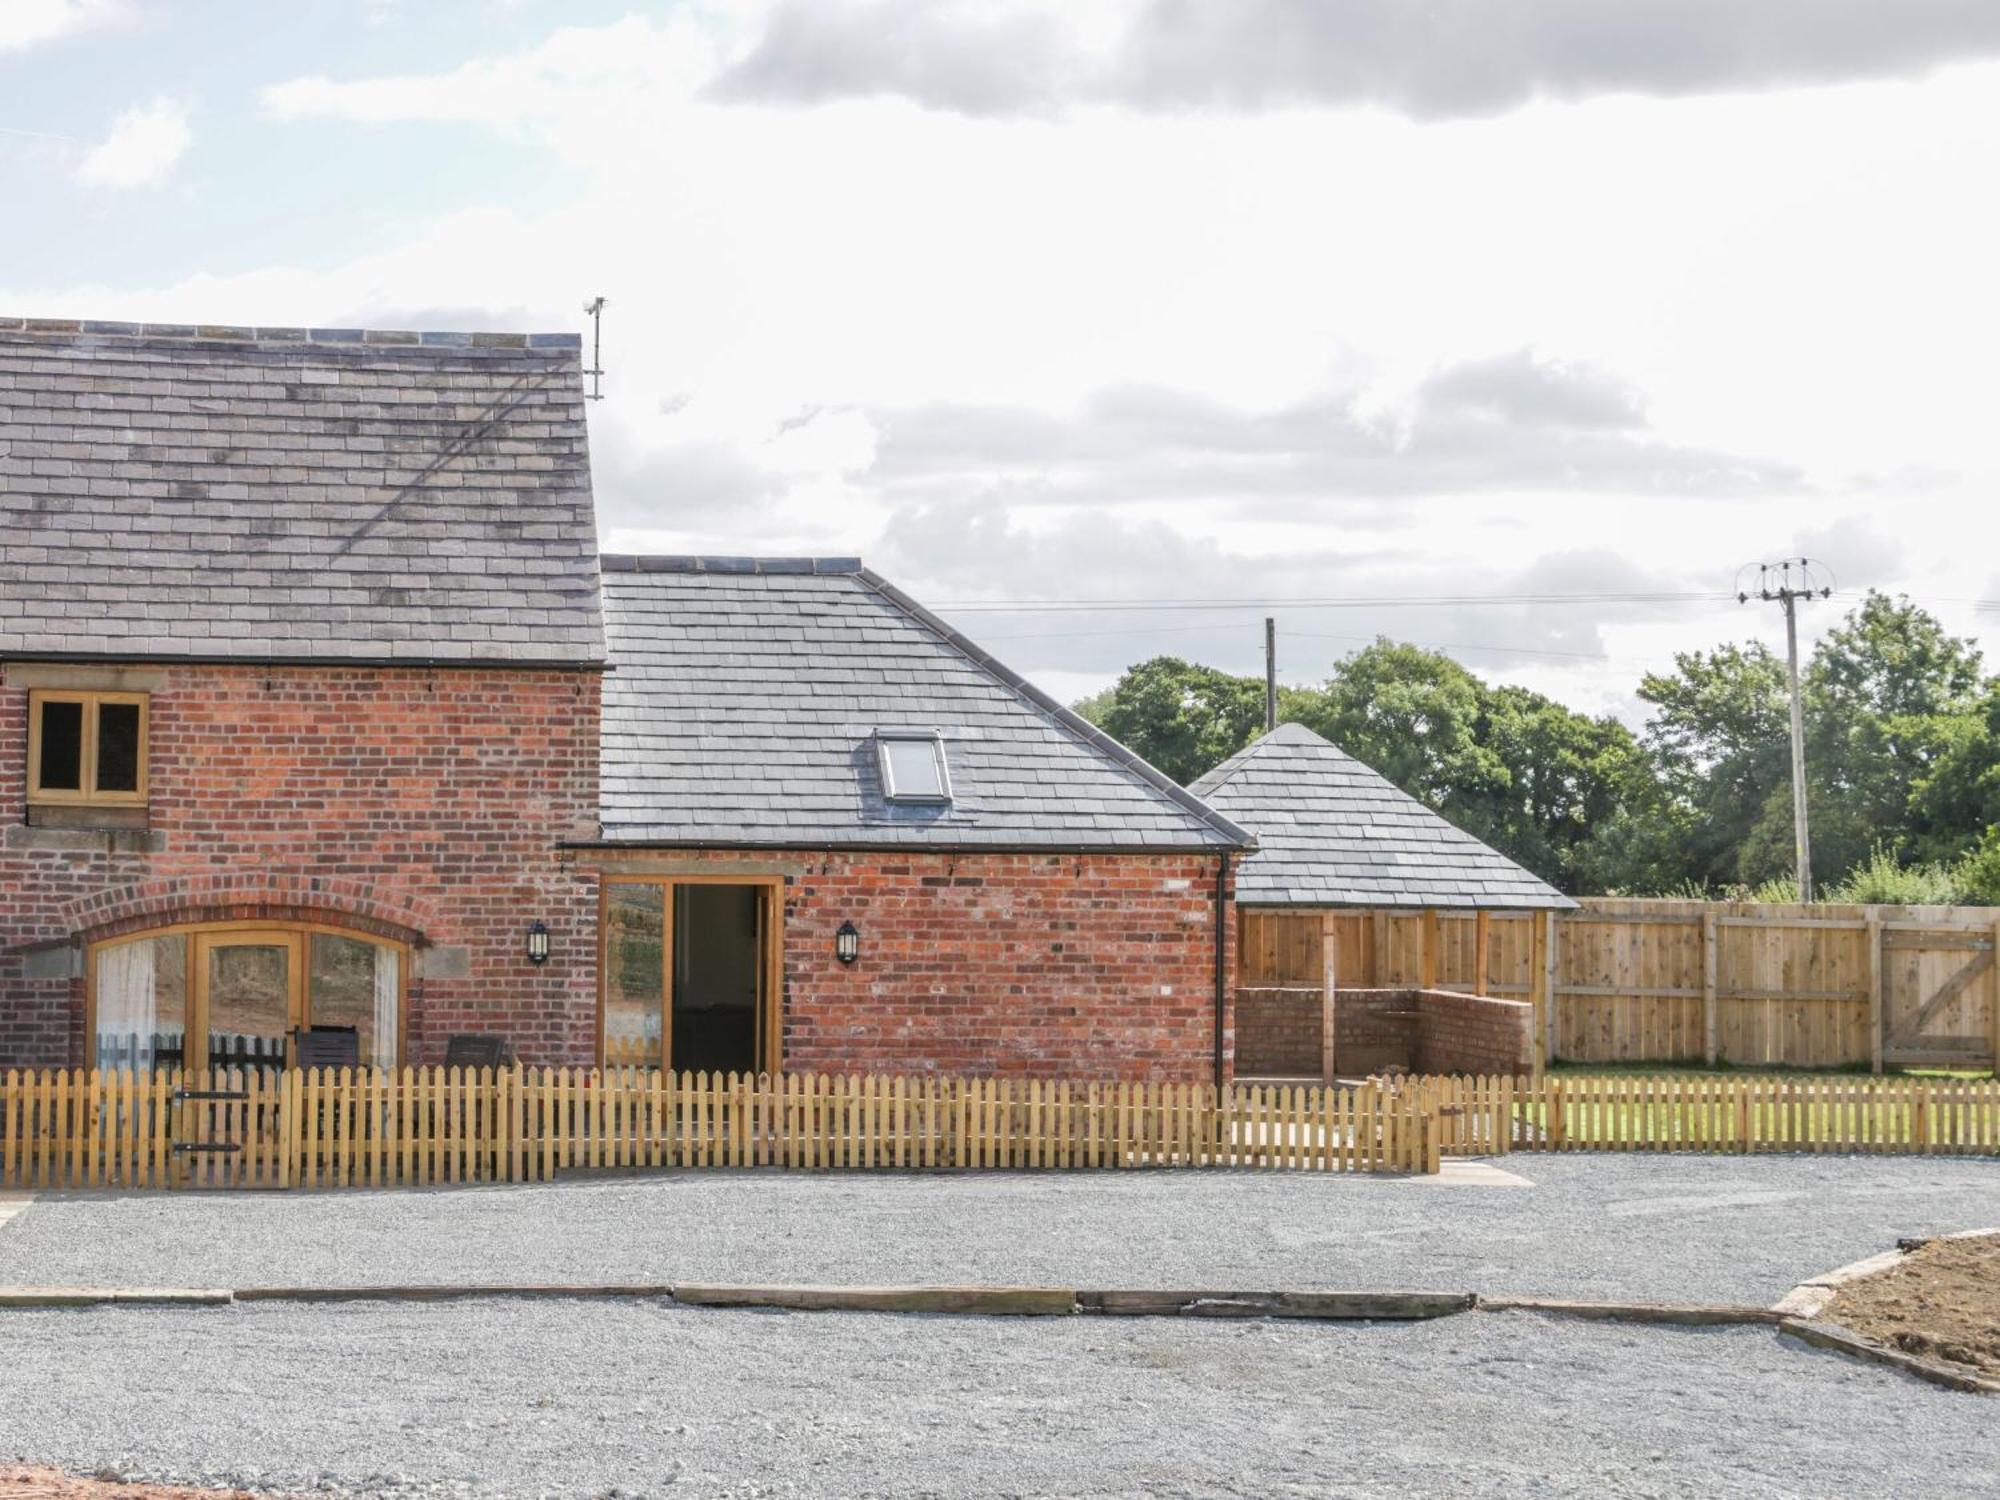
xmin=672 ymin=884 xmax=763 ymax=1073
xmin=602 ymin=877 xmax=781 ymax=1074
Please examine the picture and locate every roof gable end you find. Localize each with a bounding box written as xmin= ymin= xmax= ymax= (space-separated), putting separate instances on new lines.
xmin=0 ymin=317 xmax=604 ymax=666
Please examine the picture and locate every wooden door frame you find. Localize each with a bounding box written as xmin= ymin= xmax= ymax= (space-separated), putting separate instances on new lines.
xmin=84 ymin=920 xmax=411 ymax=1071
xmin=598 ymin=874 xmax=785 ymax=1074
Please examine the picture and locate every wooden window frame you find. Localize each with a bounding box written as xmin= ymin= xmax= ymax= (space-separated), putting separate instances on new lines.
xmin=84 ymin=920 xmax=411 ymax=1072
xmin=27 ymin=689 xmax=149 ymax=806
xmin=597 ymin=875 xmax=784 ymax=1074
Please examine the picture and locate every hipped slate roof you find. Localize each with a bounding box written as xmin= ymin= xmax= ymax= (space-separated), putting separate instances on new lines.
xmin=595 ymin=557 xmax=1253 ymax=851
xmin=1190 ymin=722 xmax=1574 ymax=910
xmin=0 ymin=317 xmax=604 ymax=665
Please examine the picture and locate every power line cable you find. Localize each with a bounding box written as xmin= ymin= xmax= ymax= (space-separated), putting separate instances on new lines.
xmin=933 ymin=588 xmax=1745 ymax=614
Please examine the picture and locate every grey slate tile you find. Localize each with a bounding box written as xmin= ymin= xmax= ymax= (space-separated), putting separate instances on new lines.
xmin=597 ymin=559 xmax=1250 ymax=853
xmin=0 ymin=321 xmax=604 ymax=664
xmin=1189 ymin=722 xmax=1574 ymax=911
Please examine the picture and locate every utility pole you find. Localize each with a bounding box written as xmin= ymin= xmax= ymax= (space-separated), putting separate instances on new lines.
xmin=582 ymin=296 xmax=607 ymax=400
xmin=1739 ymin=559 xmax=1833 ymax=900
xmin=1264 ymin=616 xmax=1277 ymax=733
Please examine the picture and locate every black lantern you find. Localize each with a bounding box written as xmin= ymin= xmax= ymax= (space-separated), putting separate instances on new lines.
xmin=525 ymin=920 xmax=551 ymax=965
xmin=834 ymin=920 xmax=860 ymax=965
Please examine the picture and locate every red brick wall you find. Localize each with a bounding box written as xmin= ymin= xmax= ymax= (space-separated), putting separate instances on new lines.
xmin=1415 ymin=988 xmax=1533 ymax=1075
xmin=1334 ymin=989 xmax=1421 ymax=1076
xmin=605 ymin=849 xmax=1236 ymax=1082
xmin=1235 ymin=988 xmax=1321 ymax=1076
xmin=0 ymin=664 xmax=601 ymax=1069
xmin=1236 ymin=987 xmax=1532 ymax=1078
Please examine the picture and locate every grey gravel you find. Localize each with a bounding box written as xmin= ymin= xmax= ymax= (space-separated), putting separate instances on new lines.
xmin=3 ymin=1155 xmax=1996 ymax=1304
xmin=0 ymin=1300 xmax=1994 ymax=1498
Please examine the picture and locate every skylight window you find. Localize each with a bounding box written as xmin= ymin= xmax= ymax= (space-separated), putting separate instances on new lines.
xmin=878 ymin=731 xmax=952 ymax=804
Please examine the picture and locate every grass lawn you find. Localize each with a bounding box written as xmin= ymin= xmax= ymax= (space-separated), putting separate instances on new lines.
xmin=1494 ymin=1067 xmax=2000 ymax=1152
xmin=1547 ymin=1059 xmax=1993 ymax=1083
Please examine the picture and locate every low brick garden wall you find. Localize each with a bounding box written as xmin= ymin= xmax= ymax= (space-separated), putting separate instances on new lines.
xmin=1412 ymin=988 xmax=1533 ymax=1076
xmin=1236 ymin=986 xmax=1532 ymax=1079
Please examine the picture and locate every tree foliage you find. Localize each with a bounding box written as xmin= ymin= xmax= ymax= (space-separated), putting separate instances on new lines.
xmin=1073 ymin=592 xmax=1999 ymax=900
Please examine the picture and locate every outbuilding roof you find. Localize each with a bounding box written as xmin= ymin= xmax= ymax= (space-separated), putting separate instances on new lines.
xmin=0 ymin=317 xmax=604 ymax=666
xmin=1189 ymin=722 xmax=1574 ymax=910
xmin=595 ymin=556 xmax=1254 ymax=851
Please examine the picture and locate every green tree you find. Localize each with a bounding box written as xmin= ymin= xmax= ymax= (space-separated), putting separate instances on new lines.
xmin=1074 ymin=656 xmax=1268 ymax=785
xmin=1796 ymin=592 xmax=1983 ymax=874
xmin=1288 ymin=641 xmax=1504 ymax=811
xmin=1601 ymin=593 xmax=1987 ymax=893
xmin=1908 ymin=682 xmax=2000 ymax=862
xmin=1073 ymin=594 xmax=1996 ymax=901
xmin=1619 ymin=641 xmax=1790 ymax=889
xmin=1469 ymin=682 xmax=1646 ymax=892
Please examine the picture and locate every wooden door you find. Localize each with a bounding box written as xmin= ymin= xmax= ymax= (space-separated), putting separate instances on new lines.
xmin=193 ymin=931 xmax=304 ymax=1073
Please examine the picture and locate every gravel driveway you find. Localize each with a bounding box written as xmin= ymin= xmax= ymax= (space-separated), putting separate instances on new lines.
xmin=3 ymin=1155 xmax=1996 ymax=1304
xmin=0 ymin=1299 xmax=1994 ymax=1498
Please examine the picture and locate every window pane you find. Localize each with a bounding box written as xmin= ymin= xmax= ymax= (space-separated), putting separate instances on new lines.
xmin=36 ymin=700 xmax=83 ymax=791
xmin=884 ymin=737 xmax=946 ymax=799
xmin=207 ymin=943 xmax=291 ymax=1071
xmin=310 ymin=933 xmax=398 ymax=1071
xmin=605 ymin=883 xmax=666 ymax=1068
xmin=96 ymin=701 xmax=142 ymax=793
xmin=94 ymin=935 xmax=188 ymax=1071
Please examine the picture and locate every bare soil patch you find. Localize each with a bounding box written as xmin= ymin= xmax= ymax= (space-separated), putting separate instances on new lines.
xmin=0 ymin=1468 xmax=264 ymax=1500
xmin=1827 ymin=1233 xmax=2000 ymax=1379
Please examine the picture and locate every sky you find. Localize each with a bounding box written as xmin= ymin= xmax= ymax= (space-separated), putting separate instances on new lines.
xmin=5 ymin=0 xmax=1999 ymax=722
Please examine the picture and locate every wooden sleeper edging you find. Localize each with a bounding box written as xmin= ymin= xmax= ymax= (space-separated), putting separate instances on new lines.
xmin=233 ymin=1283 xmax=676 ymax=1304
xmin=0 ymin=1286 xmax=233 ymax=1307
xmin=1476 ymin=1295 xmax=1785 ymax=1326
xmin=669 ymin=1284 xmax=1078 ymax=1316
xmin=1079 ymin=1290 xmax=1474 ymax=1320
xmin=1778 ymin=1317 xmax=2000 ymax=1395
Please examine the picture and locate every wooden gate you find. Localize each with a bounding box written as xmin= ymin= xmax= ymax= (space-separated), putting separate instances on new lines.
xmin=1881 ymin=925 xmax=1998 ymax=1071
xmin=168 ymin=1069 xmax=292 ymax=1188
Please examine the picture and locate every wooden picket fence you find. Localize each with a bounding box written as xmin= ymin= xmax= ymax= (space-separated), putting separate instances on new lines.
xmin=1410 ymin=1073 xmax=2000 ymax=1157
xmin=0 ymin=1066 xmax=1438 ymax=1191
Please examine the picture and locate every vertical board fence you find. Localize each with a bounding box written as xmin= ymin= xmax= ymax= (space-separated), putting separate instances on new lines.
xmin=1412 ymin=1073 xmax=2000 ymax=1157
xmin=1240 ymin=899 xmax=2000 ymax=1073
xmin=0 ymin=1067 xmax=1438 ymax=1190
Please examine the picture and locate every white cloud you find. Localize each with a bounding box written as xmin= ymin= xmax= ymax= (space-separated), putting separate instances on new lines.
xmin=0 ymin=0 xmax=122 ymax=53
xmin=260 ymin=15 xmax=727 ymax=138
xmin=715 ymin=0 xmax=2000 ymax=120
xmin=24 ymin=11 xmax=2000 ymax=715
xmin=75 ymin=96 xmax=192 ymax=189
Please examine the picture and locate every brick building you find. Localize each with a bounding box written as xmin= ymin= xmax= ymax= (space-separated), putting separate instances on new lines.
xmin=0 ymin=319 xmax=604 ymax=1072
xmin=585 ymin=557 xmax=1249 ymax=1083
xmin=0 ymin=319 xmax=1252 ymax=1081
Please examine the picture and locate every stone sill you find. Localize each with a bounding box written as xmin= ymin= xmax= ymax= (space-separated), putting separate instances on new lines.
xmin=27 ymin=803 xmax=150 ymax=832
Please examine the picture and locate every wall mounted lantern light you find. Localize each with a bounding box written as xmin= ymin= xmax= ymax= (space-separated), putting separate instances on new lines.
xmin=525 ymin=920 xmax=551 ymax=965
xmin=835 ymin=920 xmax=860 ymax=965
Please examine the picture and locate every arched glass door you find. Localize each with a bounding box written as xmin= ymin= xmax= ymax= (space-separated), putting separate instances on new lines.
xmin=90 ymin=923 xmax=404 ymax=1071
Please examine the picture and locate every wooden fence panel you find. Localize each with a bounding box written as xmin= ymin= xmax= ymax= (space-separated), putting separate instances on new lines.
xmin=1240 ymin=901 xmax=1998 ymax=1073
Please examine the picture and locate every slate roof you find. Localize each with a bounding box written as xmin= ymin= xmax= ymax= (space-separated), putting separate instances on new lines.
xmin=1189 ymin=722 xmax=1574 ymax=910
xmin=0 ymin=317 xmax=604 ymax=665
xmin=595 ymin=557 xmax=1253 ymax=851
